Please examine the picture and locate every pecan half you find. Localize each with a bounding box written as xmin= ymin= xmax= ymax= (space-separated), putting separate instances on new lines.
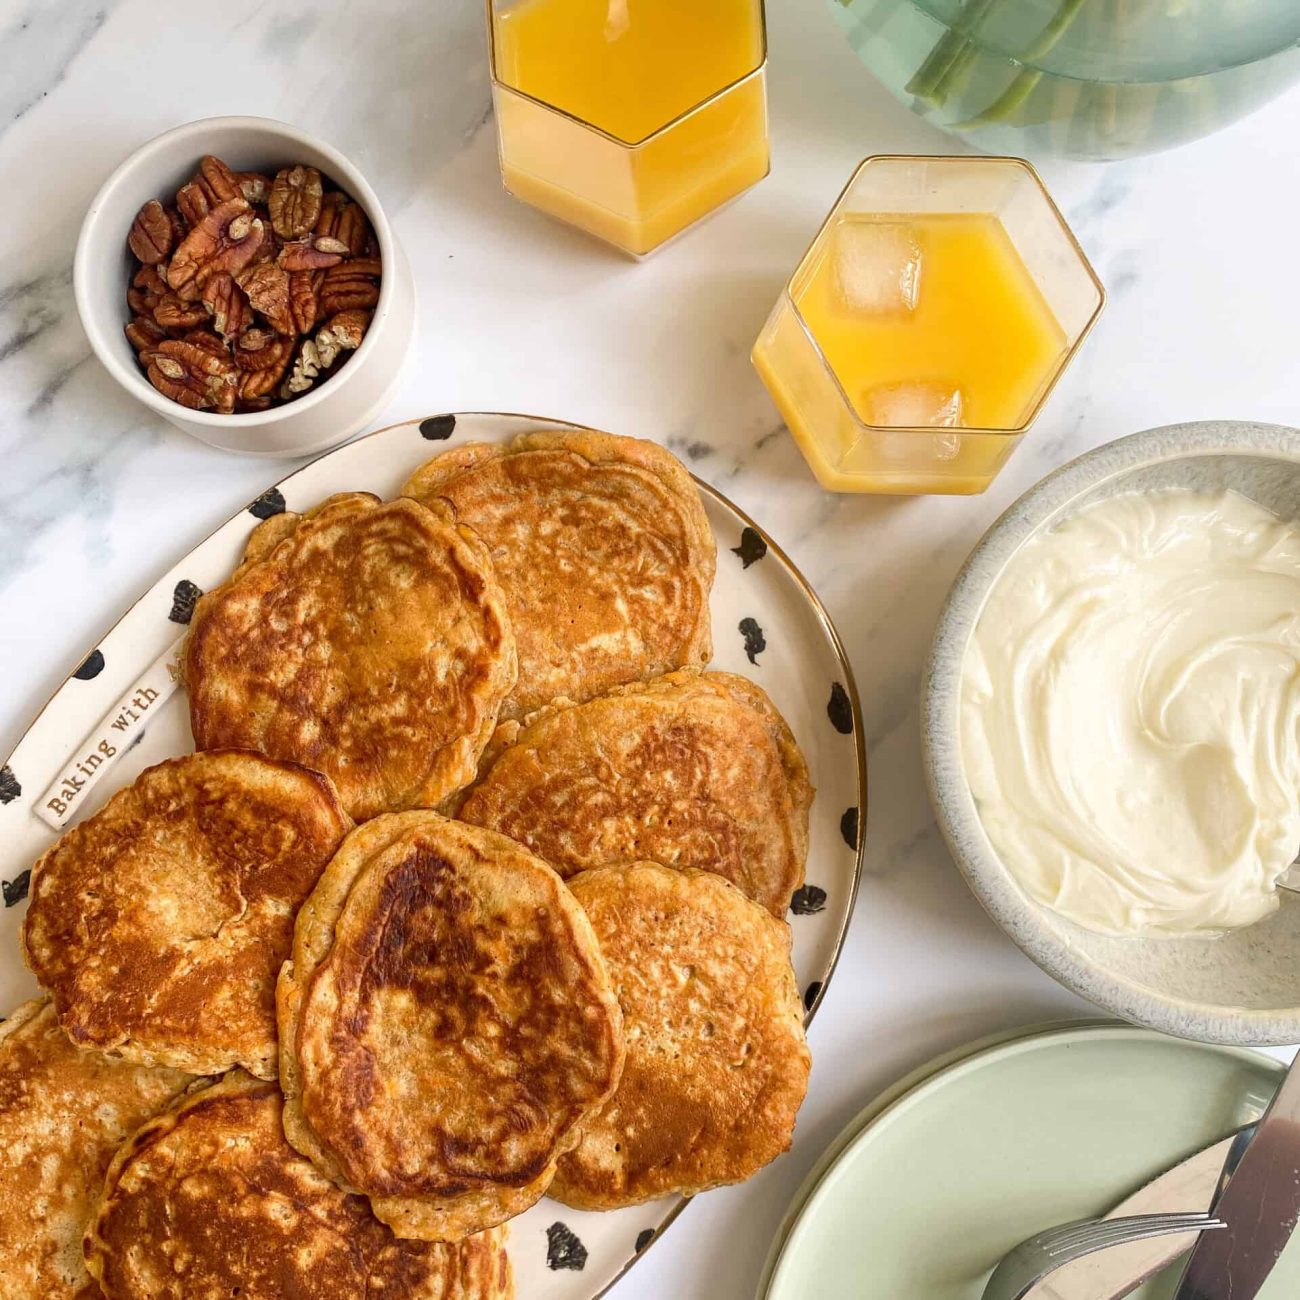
xmin=202 ymin=272 xmax=253 ymax=341
xmin=318 ymin=257 xmax=381 ymax=317
xmin=175 ymin=181 xmax=212 ymax=229
xmin=238 ymin=341 xmax=294 ymax=399
xmin=237 ymin=171 xmax=272 ymax=205
xmin=318 ymin=309 xmax=371 ymax=356
xmin=145 ymin=339 xmax=237 ymax=412
xmin=198 ymin=155 xmax=240 ymax=202
xmin=282 ymin=338 xmax=323 ymax=396
xmin=125 ymin=315 xmax=167 ymax=352
xmin=127 ymin=199 xmax=174 ymax=265
xmin=269 ymin=165 xmax=323 ymax=239
xmin=314 ymin=191 xmax=346 ymax=240
xmin=165 ymin=205 xmax=187 ymax=247
xmin=288 ymin=269 xmax=320 ymax=334
xmin=313 ymin=196 xmax=370 ymax=258
xmin=236 ymin=261 xmax=294 ymax=335
xmin=127 ymin=264 xmax=169 ymax=316
xmin=234 ymin=330 xmax=294 ymax=374
xmin=337 ymin=202 xmax=373 ymax=258
xmin=282 ymin=309 xmax=370 ymax=396
xmin=237 ymin=326 xmax=273 ymax=354
xmin=277 ymin=239 xmax=343 ymax=272
xmin=168 ymin=198 xmax=265 ymax=301
xmin=182 ymin=328 xmax=230 ymax=357
xmin=154 ymin=292 xmax=209 ymax=332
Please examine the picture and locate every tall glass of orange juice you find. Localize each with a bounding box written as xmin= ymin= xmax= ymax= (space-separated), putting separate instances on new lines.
xmin=752 ymin=156 xmax=1104 ymax=495
xmin=487 ymin=0 xmax=768 ymax=257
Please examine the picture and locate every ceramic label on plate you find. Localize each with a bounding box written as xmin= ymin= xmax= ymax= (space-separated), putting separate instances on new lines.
xmin=36 ymin=639 xmax=184 ymax=830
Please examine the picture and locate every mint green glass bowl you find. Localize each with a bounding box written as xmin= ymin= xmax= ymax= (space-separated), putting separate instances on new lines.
xmin=828 ymin=0 xmax=1300 ymax=160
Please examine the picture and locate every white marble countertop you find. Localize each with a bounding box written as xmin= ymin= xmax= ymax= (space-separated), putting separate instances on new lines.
xmin=2 ymin=1 xmax=1299 ymax=1295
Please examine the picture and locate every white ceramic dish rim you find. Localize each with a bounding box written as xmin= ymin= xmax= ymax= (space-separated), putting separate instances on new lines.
xmin=923 ymin=419 xmax=1300 ymax=1047
xmin=758 ymin=1020 xmax=1284 ymax=1298
xmin=73 ymin=114 xmax=398 ymax=431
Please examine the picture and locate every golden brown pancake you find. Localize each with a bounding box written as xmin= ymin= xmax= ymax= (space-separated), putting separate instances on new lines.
xmin=85 ymin=1071 xmax=513 ymax=1300
xmin=457 ymin=670 xmax=813 ymax=916
xmin=0 ymin=997 xmax=191 ymax=1299
xmin=184 ymin=492 xmax=516 ymax=820
xmin=23 ymin=751 xmax=351 ymax=1079
xmin=278 ymin=812 xmax=624 ymax=1241
xmin=400 ymin=429 xmax=715 ymax=718
xmin=550 ymin=863 xmax=811 ymax=1209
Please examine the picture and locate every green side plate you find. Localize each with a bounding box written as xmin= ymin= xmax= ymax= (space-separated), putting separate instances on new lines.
xmin=762 ymin=1023 xmax=1294 ymax=1299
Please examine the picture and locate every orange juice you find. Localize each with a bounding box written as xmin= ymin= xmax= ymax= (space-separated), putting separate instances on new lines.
xmin=490 ymin=0 xmax=768 ymax=256
xmin=754 ymin=212 xmax=1069 ymax=494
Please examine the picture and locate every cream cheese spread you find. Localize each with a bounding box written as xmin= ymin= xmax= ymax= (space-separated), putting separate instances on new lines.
xmin=962 ymin=489 xmax=1300 ymax=936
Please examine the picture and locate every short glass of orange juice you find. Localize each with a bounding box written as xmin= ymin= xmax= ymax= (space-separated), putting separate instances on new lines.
xmin=752 ymin=156 xmax=1104 ymax=495
xmin=486 ymin=0 xmax=769 ymax=257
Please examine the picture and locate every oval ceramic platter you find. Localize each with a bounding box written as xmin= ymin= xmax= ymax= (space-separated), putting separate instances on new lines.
xmin=0 ymin=411 xmax=866 ymax=1300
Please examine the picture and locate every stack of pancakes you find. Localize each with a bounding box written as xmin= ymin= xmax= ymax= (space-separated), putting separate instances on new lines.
xmin=5 ymin=430 xmax=814 ymax=1298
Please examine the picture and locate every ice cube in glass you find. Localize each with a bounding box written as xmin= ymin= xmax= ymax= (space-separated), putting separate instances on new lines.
xmin=864 ymin=381 xmax=964 ymax=427
xmin=832 ymin=219 xmax=922 ymax=315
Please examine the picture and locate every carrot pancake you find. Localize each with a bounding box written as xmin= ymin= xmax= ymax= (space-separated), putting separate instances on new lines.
xmin=22 ymin=751 xmax=350 ymax=1080
xmin=458 ymin=670 xmax=813 ymax=916
xmin=401 ymin=430 xmax=714 ymax=718
xmin=278 ymin=812 xmax=624 ymax=1241
xmin=551 ymin=864 xmax=810 ymax=1208
xmin=85 ymin=1071 xmax=513 ymax=1299
xmin=184 ymin=492 xmax=516 ymax=819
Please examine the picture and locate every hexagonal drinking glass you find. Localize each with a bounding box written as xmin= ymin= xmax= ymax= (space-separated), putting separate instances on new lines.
xmin=487 ymin=0 xmax=769 ymax=258
xmin=752 ymin=156 xmax=1104 ymax=495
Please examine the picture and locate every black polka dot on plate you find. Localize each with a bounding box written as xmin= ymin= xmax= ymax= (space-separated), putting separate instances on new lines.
xmin=3 ymin=871 xmax=30 ymax=908
xmin=420 ymin=414 xmax=457 ymax=441
xmin=546 ymin=1222 xmax=587 ymax=1271
xmin=0 ymin=765 xmax=19 ymax=805
xmin=248 ymin=487 xmax=286 ymax=520
xmin=790 ymin=885 xmax=827 ymax=916
xmin=827 ymin=682 xmax=853 ymax=734
xmin=169 ymin=580 xmax=203 ymax=625
xmin=804 ymin=980 xmax=823 ymax=1013
xmin=73 ymin=649 xmax=105 ymax=680
xmin=730 ymin=526 xmax=767 ymax=569
xmin=635 ymin=1228 xmax=655 ymax=1254
xmin=738 ymin=617 xmax=766 ymax=665
xmin=841 ymin=806 xmax=859 ymax=850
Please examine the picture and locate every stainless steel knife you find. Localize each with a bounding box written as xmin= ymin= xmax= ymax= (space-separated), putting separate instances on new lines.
xmin=1172 ymin=1055 xmax=1300 ymax=1299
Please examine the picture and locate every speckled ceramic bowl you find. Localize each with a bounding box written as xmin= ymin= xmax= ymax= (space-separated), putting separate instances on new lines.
xmin=924 ymin=420 xmax=1300 ymax=1046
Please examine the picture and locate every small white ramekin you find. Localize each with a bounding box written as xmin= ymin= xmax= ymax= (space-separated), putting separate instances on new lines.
xmin=74 ymin=115 xmax=415 ymax=458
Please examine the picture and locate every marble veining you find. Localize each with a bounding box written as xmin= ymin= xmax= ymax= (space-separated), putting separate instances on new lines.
xmin=2 ymin=0 xmax=1299 ymax=1294
xmin=0 ymin=2 xmax=112 ymax=134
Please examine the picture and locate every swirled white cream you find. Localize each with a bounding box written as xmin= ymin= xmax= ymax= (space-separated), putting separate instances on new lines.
xmin=962 ymin=489 xmax=1300 ymax=936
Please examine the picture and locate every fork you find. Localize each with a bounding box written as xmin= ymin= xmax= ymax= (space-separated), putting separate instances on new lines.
xmin=981 ymin=1212 xmax=1225 ymax=1300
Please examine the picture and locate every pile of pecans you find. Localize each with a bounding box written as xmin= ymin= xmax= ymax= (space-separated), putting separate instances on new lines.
xmin=124 ymin=154 xmax=381 ymax=414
